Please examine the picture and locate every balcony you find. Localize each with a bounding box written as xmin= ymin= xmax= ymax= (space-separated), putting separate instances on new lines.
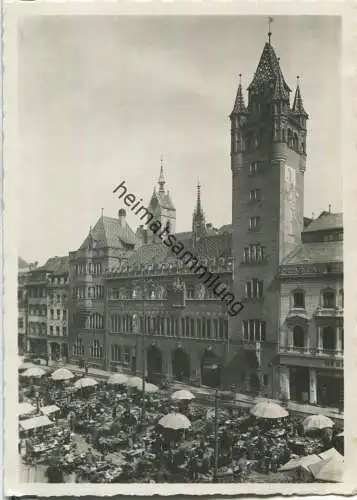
xmin=279 ymin=345 xmax=343 ymax=358
xmin=314 ymin=306 xmax=343 ymax=318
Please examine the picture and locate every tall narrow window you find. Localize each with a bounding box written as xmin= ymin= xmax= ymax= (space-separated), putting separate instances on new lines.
xmin=293 ymin=290 xmax=305 ymax=308
xmin=323 ymin=290 xmax=335 ymax=308
xmin=249 ymin=216 xmax=261 ymax=231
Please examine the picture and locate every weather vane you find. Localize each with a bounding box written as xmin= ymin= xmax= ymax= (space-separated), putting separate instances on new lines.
xmin=268 ymin=17 xmax=274 ymax=43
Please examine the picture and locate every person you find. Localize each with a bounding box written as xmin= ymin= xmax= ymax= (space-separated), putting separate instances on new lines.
xmin=45 ymin=460 xmax=64 ymax=483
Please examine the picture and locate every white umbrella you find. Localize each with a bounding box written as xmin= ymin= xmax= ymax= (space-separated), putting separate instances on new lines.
xmin=51 ymin=368 xmax=74 ymax=381
xmin=107 ymin=373 xmax=129 ymax=385
xmin=74 ymin=377 xmax=98 ymax=389
xmin=171 ymin=389 xmax=195 ymax=401
xmin=18 ymin=402 xmax=36 ymax=416
xmin=22 ymin=367 xmax=46 ymax=378
xmin=19 ymin=362 xmax=37 ymax=372
xmin=126 ymin=376 xmax=143 ymax=388
xmin=250 ymin=401 xmax=288 ymax=419
xmin=302 ymin=414 xmax=334 ymax=432
xmin=337 ymin=431 xmax=344 ymax=438
xmin=143 ymin=383 xmax=159 ymax=394
xmin=158 ymin=412 xmax=191 ymax=430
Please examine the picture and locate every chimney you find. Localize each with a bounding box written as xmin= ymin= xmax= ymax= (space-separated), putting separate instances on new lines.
xmin=118 ymin=208 xmax=126 ymax=227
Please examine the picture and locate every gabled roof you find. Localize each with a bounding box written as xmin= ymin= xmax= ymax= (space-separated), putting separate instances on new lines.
xmin=281 ymin=241 xmax=342 ymax=265
xmin=302 ymin=212 xmax=343 ymax=233
xmin=80 ymin=216 xmax=137 ymax=250
xmin=18 ymin=257 xmax=30 ymax=269
xmin=41 ymin=256 xmax=69 ymax=275
xmin=248 ymin=42 xmax=291 ymax=94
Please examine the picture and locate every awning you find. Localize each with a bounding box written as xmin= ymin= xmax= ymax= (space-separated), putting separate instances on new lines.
xmin=40 ymin=405 xmax=60 ymax=416
xmin=20 ymin=415 xmax=54 ymax=431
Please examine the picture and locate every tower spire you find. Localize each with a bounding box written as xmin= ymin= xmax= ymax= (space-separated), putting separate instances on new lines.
xmin=192 ymin=181 xmax=206 ymax=239
xmin=268 ymin=17 xmax=274 ymax=44
xmin=158 ymin=155 xmax=165 ymax=192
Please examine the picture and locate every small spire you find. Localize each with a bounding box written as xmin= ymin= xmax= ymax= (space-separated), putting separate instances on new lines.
xmin=231 ymin=74 xmax=247 ymax=116
xmin=101 ymin=208 xmax=104 ymax=217
xmin=328 ymin=203 xmax=332 ymax=214
xmin=268 ymin=16 xmax=274 ymax=44
xmin=196 ymin=181 xmax=202 ymax=214
xmin=272 ymin=69 xmax=289 ymax=101
xmin=158 ymin=156 xmax=165 ymax=192
xmin=292 ymin=75 xmax=308 ymax=117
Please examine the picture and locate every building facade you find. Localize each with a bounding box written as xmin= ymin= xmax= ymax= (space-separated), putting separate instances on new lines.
xmin=278 ymin=212 xmax=343 ymax=407
xmin=19 ymin=257 xmax=70 ymax=361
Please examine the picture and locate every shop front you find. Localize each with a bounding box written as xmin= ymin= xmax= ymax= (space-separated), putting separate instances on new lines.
xmin=317 ymin=369 xmax=343 ymax=408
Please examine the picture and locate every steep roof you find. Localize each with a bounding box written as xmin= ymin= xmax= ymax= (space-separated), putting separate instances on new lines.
xmin=281 ymin=241 xmax=342 ymax=265
xmin=124 ymin=232 xmax=232 ymax=268
xmin=231 ymin=80 xmax=248 ymax=115
xmin=302 ymin=212 xmax=343 ymax=233
xmin=248 ymin=42 xmax=291 ymax=94
xmin=219 ymin=224 xmax=233 ymax=234
xmin=41 ymin=256 xmax=69 ymax=275
xmin=80 ymin=216 xmax=137 ymax=250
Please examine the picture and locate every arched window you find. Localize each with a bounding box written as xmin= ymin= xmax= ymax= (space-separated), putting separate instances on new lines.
xmin=340 ymin=289 xmax=344 ymax=308
xmin=322 ymin=326 xmax=336 ymax=351
xmin=293 ymin=290 xmax=305 ymax=308
xmin=323 ymin=289 xmax=336 ymax=308
xmin=293 ymin=326 xmax=305 ymax=348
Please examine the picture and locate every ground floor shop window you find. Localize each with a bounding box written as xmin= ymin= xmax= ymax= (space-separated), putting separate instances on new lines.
xmin=289 ymin=366 xmax=309 ymax=403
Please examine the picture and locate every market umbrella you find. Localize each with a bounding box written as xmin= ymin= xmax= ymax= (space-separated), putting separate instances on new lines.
xmin=18 ymin=402 xmax=36 ymax=416
xmin=171 ymin=390 xmax=195 ymax=401
xmin=19 ymin=362 xmax=37 ymax=372
xmin=126 ymin=376 xmax=143 ymax=388
xmin=143 ymin=383 xmax=159 ymax=394
xmin=308 ymin=455 xmax=344 ymax=482
xmin=107 ymin=373 xmax=129 ymax=385
xmin=22 ymin=367 xmax=46 ymax=378
xmin=337 ymin=431 xmax=344 ymax=438
xmin=158 ymin=412 xmax=191 ymax=430
xmin=74 ymin=377 xmax=98 ymax=389
xmin=51 ymin=368 xmax=74 ymax=381
xmin=250 ymin=401 xmax=288 ymax=419
xmin=302 ymin=414 xmax=334 ymax=433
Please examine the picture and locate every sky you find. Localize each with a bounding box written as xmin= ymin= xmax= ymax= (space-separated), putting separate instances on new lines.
xmin=18 ymin=15 xmax=342 ymax=264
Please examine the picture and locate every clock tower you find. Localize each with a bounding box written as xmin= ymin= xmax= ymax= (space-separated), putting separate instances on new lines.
xmin=227 ymin=30 xmax=309 ymax=395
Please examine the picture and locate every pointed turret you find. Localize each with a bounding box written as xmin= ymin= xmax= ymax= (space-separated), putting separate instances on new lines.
xmin=292 ymin=76 xmax=308 ymax=117
xmin=231 ymin=74 xmax=248 ymax=116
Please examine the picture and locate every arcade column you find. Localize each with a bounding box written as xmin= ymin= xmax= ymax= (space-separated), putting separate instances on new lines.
xmin=309 ymin=368 xmax=317 ymax=404
xmin=279 ymin=365 xmax=290 ymax=400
